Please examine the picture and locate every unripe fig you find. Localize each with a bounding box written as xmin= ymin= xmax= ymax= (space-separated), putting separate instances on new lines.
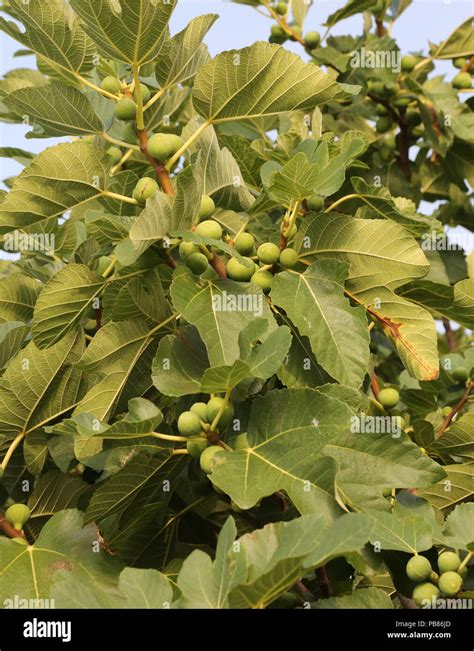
xmin=378 ymin=388 xmax=400 ymax=408
xmin=438 ymin=571 xmax=463 ymax=597
xmin=307 ymin=195 xmax=325 ymax=211
xmin=452 ymin=366 xmax=469 ymax=382
xmin=234 ymin=232 xmax=255 ymax=255
xmin=275 ymin=2 xmax=288 ymax=16
xmin=190 ymin=402 xmax=209 ymax=422
xmin=368 ymin=81 xmax=385 ymax=96
xmin=452 ymin=72 xmax=472 ymax=89
xmin=438 ymin=551 xmax=461 ymax=574
xmin=186 ymin=436 xmax=207 ymax=458
xmin=114 ymin=98 xmax=137 ymax=121
xmin=148 ymin=133 xmax=184 ymax=161
xmin=179 ymin=241 xmax=199 ymax=259
xmin=271 ymin=24 xmax=285 ymax=39
xmin=406 ymin=108 xmax=422 ymax=127
xmin=412 ymin=582 xmax=440 ymax=607
xmin=206 ymin=397 xmax=234 ymax=426
xmin=101 ymin=76 xmax=121 ymax=94
xmin=5 ymin=503 xmax=31 ymax=531
xmin=198 ymin=195 xmax=216 ymax=221
xmin=453 ymin=57 xmax=467 ymax=69
xmin=279 ymin=248 xmax=298 ymax=268
xmin=251 ymin=270 xmax=273 ymax=293
xmin=257 ymin=242 xmax=280 ymax=265
xmin=133 ymin=83 xmax=150 ymax=103
xmin=133 ymin=177 xmax=159 ymax=204
xmin=375 ymin=103 xmax=388 ymax=116
xmin=233 ymin=433 xmax=249 ymax=450
xmin=393 ymin=95 xmax=411 ymax=108
xmin=283 ymin=223 xmax=298 ymax=240
xmin=186 ymin=252 xmax=209 ymax=275
xmin=441 ymin=406 xmax=453 ymax=417
xmin=401 ymin=55 xmax=417 ymax=73
xmin=406 ymin=555 xmax=432 ymax=582
xmin=106 ymin=146 xmax=123 ymax=163
xmin=177 ymin=411 xmax=202 ymax=437
xmin=199 ymin=445 xmax=225 ymax=473
xmin=305 ymin=31 xmax=320 ymax=49
xmin=383 ymin=82 xmax=399 ymax=97
xmin=376 ymin=116 xmax=394 ymax=133
xmin=195 ymin=219 xmax=223 ymax=240
xmin=227 ymin=257 xmax=255 ymax=281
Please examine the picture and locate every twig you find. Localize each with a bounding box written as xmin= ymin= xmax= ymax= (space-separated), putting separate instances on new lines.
xmin=0 ymin=515 xmax=26 ymax=539
xmin=371 ymin=372 xmax=381 ymax=398
xmin=442 ymin=318 xmax=457 ymax=352
xmin=438 ymin=382 xmax=473 ymax=438
xmin=316 ymin=566 xmax=331 ymax=598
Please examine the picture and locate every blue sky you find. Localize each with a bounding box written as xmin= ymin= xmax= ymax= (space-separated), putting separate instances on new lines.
xmin=0 ymin=0 xmax=472 ymax=251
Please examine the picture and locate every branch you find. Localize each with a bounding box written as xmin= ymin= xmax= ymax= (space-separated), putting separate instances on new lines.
xmin=375 ymin=17 xmax=386 ymax=37
xmin=316 ymin=566 xmax=331 ymax=598
xmin=0 ymin=515 xmax=25 ymax=539
xmin=438 ymin=381 xmax=473 ymax=438
xmin=442 ymin=318 xmax=457 ymax=352
xmin=461 ymin=56 xmax=474 ymax=73
xmin=371 ymin=372 xmax=381 ymax=399
xmin=209 ymin=253 xmax=227 ymax=278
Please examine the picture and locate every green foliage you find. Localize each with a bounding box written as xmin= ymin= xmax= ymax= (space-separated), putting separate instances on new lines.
xmin=0 ymin=0 xmax=472 ymax=612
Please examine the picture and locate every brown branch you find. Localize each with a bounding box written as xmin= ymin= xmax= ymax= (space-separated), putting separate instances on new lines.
xmin=368 ymin=93 xmax=412 ymax=178
xmin=461 ymin=56 xmax=473 ymax=73
xmin=442 ymin=318 xmax=457 ymax=352
xmin=209 ymin=253 xmax=227 ymax=278
xmin=0 ymin=515 xmax=25 ymax=539
xmin=438 ymin=381 xmax=473 ymax=438
xmin=375 ymin=18 xmax=386 ymax=37
xmin=371 ymin=372 xmax=381 ymax=398
xmin=316 ymin=566 xmax=331 ymax=598
xmin=161 ymin=250 xmax=177 ymax=269
xmin=137 ymin=129 xmax=175 ymax=196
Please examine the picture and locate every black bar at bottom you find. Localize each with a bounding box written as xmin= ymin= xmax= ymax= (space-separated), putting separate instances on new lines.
xmin=0 ymin=608 xmax=471 ymax=650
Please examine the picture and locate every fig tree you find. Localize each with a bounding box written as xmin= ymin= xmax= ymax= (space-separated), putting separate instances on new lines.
xmin=226 ymin=256 xmax=256 ymax=281
xmin=148 ymin=133 xmax=184 ymax=161
xmin=177 ymin=411 xmax=202 ymax=437
xmin=195 ymin=219 xmax=223 ymax=240
xmin=114 ymin=98 xmax=137 ymax=121
xmin=101 ymin=76 xmax=121 ymax=94
xmin=234 ymin=232 xmax=255 ymax=255
xmin=133 ymin=177 xmax=159 ymax=204
xmin=438 ymin=571 xmax=463 ymax=597
xmin=378 ymin=388 xmax=400 ymax=408
xmin=186 ymin=252 xmax=209 ymax=275
xmin=257 ymin=242 xmax=280 ymax=265
xmin=406 ymin=555 xmax=432 ymax=582
xmin=5 ymin=503 xmax=31 ymax=531
xmin=199 ymin=445 xmax=225 ymax=474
